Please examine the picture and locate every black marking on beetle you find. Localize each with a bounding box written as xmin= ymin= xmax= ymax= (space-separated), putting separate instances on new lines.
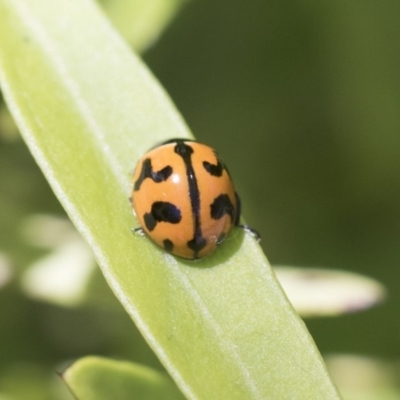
xmin=134 ymin=158 xmax=172 ymax=191
xmin=163 ymin=239 xmax=174 ymax=252
xmin=234 ymin=192 xmax=241 ymax=226
xmin=210 ymin=194 xmax=235 ymax=221
xmin=187 ymin=236 xmax=207 ymax=254
xmin=157 ymin=138 xmax=195 ymax=148
xmin=203 ymin=156 xmax=225 ymax=177
xmin=174 ymin=141 xmax=206 ymax=258
xmin=143 ymin=201 xmax=181 ymax=232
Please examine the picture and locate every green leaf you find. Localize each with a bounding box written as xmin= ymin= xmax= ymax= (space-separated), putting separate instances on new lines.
xmin=0 ymin=1 xmax=341 ymax=399
xmin=98 ymin=0 xmax=187 ymax=52
xmin=63 ymin=356 xmax=185 ymax=400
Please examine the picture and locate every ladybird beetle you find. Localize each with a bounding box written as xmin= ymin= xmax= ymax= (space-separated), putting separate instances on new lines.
xmin=131 ymin=138 xmax=259 ymax=259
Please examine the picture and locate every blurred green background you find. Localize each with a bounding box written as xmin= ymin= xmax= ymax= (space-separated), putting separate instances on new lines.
xmin=144 ymin=0 xmax=400 ymax=357
xmin=144 ymin=0 xmax=400 ymax=358
xmin=1 ymin=0 xmax=400 ymax=398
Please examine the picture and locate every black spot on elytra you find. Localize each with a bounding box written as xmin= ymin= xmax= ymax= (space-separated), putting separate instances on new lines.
xmin=163 ymin=239 xmax=173 ymax=252
xmin=143 ymin=202 xmax=181 ymax=231
xmin=174 ymin=142 xmax=208 ymax=258
xmin=174 ymin=141 xmax=194 ymax=158
xmin=187 ymin=236 xmax=207 ymax=254
xmin=134 ymin=158 xmax=172 ymax=191
xmin=203 ymin=157 xmax=225 ymax=177
xmin=210 ymin=194 xmax=235 ymax=220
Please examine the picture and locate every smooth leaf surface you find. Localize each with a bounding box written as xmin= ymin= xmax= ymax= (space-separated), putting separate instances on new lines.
xmin=63 ymin=356 xmax=185 ymax=400
xmin=98 ymin=0 xmax=186 ymax=52
xmin=0 ymin=1 xmax=341 ymax=399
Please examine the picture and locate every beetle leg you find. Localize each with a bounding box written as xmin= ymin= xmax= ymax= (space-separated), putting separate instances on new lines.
xmin=234 ymin=192 xmax=261 ymax=242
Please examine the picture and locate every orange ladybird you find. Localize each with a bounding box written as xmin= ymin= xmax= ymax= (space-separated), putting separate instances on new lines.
xmin=131 ymin=139 xmax=258 ymax=259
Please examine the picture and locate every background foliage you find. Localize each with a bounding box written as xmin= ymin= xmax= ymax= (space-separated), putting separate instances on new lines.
xmin=145 ymin=0 xmax=400 ymax=359
xmin=1 ymin=0 xmax=400 ymax=398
